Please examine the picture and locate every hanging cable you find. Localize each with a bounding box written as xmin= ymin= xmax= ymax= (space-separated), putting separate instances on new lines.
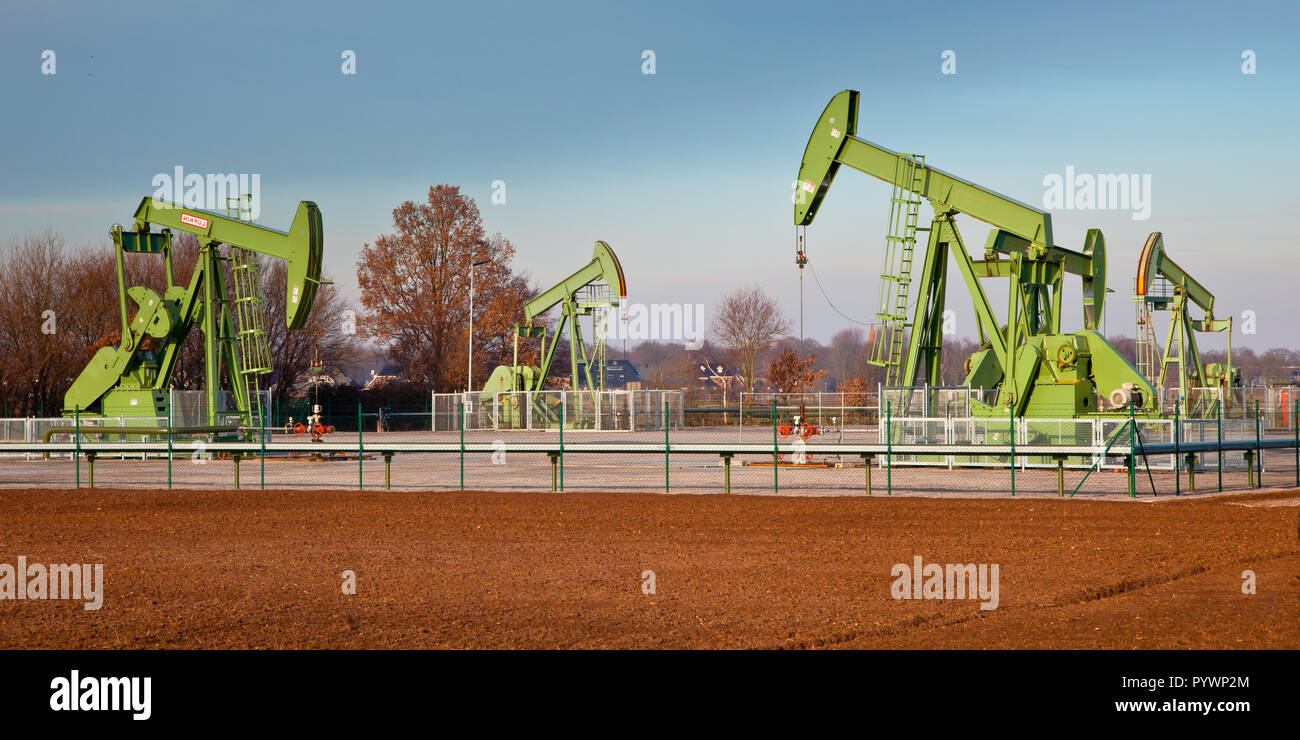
xmin=807 ymin=259 xmax=878 ymax=328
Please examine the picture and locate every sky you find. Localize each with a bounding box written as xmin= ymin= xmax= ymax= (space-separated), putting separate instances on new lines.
xmin=2 ymin=0 xmax=1298 ymax=353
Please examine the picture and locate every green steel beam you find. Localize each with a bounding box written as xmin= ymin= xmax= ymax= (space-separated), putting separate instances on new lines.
xmin=795 ymin=90 xmax=1107 ymax=334
xmin=948 ymin=219 xmax=1009 ymax=363
xmin=796 ymin=90 xmax=1053 ymax=249
xmin=131 ymin=198 xmax=323 ymax=329
xmin=523 ymin=241 xmax=625 ymax=323
xmin=1135 ymin=232 xmax=1220 ymax=319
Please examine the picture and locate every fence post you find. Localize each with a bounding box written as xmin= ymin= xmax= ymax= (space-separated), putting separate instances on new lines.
xmin=771 ymin=399 xmax=778 ymax=494
xmin=74 ymin=406 xmax=80 ymax=489
xmin=885 ymin=401 xmax=892 ymax=496
xmin=260 ymin=400 xmax=266 ymax=490
xmin=558 ymin=402 xmax=564 ymax=492
xmin=459 ymin=399 xmax=465 ymax=491
xmin=357 ymin=402 xmax=364 ymax=491
xmin=1294 ymin=398 xmax=1298 ymax=488
xmin=1254 ymin=399 xmax=1262 ymax=489
xmin=1216 ymin=400 xmax=1223 ymax=493
xmin=1009 ymin=403 xmax=1016 ymax=497
xmin=840 ymin=393 xmax=845 ymax=437
xmin=1173 ymin=403 xmax=1180 ymax=496
xmin=663 ymin=399 xmax=671 ymax=493
xmin=167 ymin=409 xmax=173 ymax=490
xmin=1127 ymin=402 xmax=1136 ymax=498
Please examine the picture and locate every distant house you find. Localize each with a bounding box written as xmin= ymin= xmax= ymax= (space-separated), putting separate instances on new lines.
xmin=601 ymin=359 xmax=643 ymax=389
xmin=289 ymin=368 xmax=355 ymax=399
xmin=573 ymin=359 xmax=644 ymax=390
xmin=362 ymin=372 xmax=405 ymax=392
xmin=696 ymin=360 xmax=743 ymax=393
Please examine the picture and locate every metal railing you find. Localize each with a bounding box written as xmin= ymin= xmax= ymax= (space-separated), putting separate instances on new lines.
xmin=433 ymin=389 xmax=684 ymax=432
xmin=0 ymin=399 xmax=1295 ymax=499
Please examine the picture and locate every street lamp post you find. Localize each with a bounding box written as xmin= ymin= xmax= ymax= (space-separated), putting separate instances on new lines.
xmin=468 ymin=258 xmax=491 ymax=392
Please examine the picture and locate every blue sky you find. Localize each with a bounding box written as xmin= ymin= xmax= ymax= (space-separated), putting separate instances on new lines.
xmin=2 ymin=0 xmax=1297 ymax=351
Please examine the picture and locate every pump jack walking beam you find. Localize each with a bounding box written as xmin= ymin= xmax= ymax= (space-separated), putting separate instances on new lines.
xmin=796 ymin=92 xmax=1054 ymax=249
xmin=130 ymin=198 xmax=324 ymax=330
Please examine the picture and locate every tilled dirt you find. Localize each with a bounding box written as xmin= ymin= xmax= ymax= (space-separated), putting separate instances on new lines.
xmin=0 ymin=487 xmax=1296 ymax=649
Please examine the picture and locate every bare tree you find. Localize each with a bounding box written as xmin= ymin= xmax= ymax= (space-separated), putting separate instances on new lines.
xmin=939 ymin=336 xmax=979 ymax=386
xmin=828 ymin=327 xmax=866 ymax=389
xmin=710 ymin=284 xmax=792 ymax=393
xmin=0 ymin=232 xmax=119 ymax=416
xmin=260 ymin=261 xmax=360 ymax=409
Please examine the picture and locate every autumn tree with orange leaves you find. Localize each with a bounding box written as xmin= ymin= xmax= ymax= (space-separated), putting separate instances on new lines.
xmin=766 ymin=348 xmax=827 ymax=395
xmin=356 ymin=185 xmax=534 ymax=392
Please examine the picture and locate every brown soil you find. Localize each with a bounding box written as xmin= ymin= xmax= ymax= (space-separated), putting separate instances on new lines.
xmin=0 ymin=488 xmax=1296 ymax=649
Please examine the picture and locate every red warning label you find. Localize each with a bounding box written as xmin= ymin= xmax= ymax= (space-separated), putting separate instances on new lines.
xmin=180 ymin=213 xmax=210 ymax=229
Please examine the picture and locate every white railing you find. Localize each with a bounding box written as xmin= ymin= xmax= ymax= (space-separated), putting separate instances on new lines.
xmin=875 ymin=415 xmax=1261 ymax=472
xmin=168 ymin=389 xmax=272 ymax=428
xmin=432 ymin=389 xmax=685 ymax=432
